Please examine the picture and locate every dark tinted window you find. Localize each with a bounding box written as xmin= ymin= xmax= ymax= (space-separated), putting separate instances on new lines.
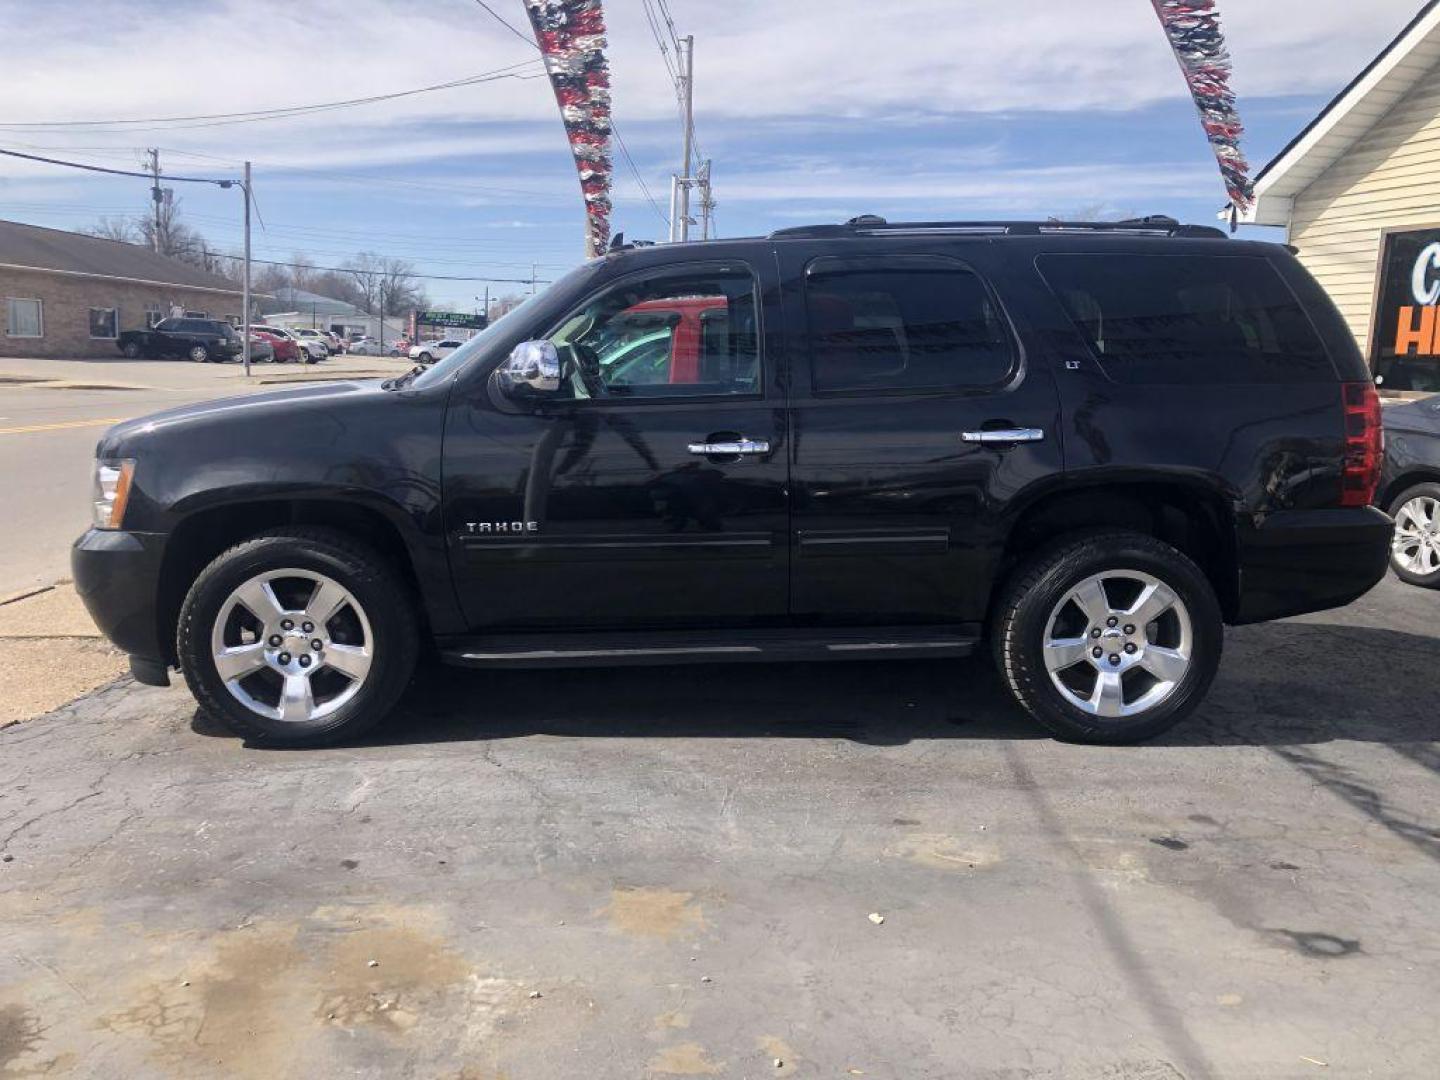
xmin=804 ymin=258 xmax=1014 ymax=393
xmin=1038 ymin=253 xmax=1332 ymax=385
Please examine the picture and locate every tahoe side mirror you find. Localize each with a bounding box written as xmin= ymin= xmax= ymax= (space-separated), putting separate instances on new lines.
xmin=497 ymin=340 xmax=561 ymax=398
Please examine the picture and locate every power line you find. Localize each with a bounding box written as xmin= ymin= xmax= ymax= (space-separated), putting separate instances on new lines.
xmin=217 ymin=252 xmax=551 ymax=285
xmin=612 ymin=121 xmax=669 ymax=227
xmin=471 ymin=0 xmax=540 ymax=49
xmin=0 ymin=60 xmax=542 ymax=132
xmin=0 ymin=147 xmax=235 ymax=186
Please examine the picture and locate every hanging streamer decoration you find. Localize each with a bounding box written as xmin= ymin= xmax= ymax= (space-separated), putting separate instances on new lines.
xmin=1150 ymin=0 xmax=1252 ymax=219
xmin=524 ymin=0 xmax=613 ymax=257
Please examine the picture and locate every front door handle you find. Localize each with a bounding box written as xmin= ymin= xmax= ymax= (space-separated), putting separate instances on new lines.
xmin=688 ymin=438 xmax=771 ymax=457
xmin=960 ymin=428 xmax=1045 ymax=445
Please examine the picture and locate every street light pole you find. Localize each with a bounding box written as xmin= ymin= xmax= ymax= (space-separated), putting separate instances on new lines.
xmin=242 ymin=160 xmax=252 ymax=378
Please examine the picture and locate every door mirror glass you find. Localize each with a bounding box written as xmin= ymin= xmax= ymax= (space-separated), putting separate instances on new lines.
xmin=498 ymin=340 xmax=561 ymax=397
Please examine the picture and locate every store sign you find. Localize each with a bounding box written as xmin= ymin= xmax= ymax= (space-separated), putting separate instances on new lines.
xmin=418 ymin=310 xmax=487 ymax=330
xmin=1373 ymin=229 xmax=1440 ymax=366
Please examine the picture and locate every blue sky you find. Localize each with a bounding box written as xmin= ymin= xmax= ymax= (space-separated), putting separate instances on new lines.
xmin=0 ymin=0 xmax=1425 ymax=310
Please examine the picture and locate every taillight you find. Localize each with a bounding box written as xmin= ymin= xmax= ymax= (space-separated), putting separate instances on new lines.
xmin=1340 ymin=381 xmax=1383 ymax=507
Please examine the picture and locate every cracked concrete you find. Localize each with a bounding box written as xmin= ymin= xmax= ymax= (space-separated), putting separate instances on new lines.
xmin=1 ymin=575 xmax=1439 ymax=1077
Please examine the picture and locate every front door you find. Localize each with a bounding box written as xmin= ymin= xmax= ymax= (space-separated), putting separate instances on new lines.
xmin=443 ymin=256 xmax=790 ymax=631
xmin=779 ymin=246 xmax=1063 ymax=626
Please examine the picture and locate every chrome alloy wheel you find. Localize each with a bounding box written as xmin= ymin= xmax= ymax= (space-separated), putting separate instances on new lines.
xmin=1393 ymin=495 xmax=1440 ymax=577
xmin=1043 ymin=571 xmax=1193 ymax=719
xmin=209 ymin=568 xmax=373 ymax=723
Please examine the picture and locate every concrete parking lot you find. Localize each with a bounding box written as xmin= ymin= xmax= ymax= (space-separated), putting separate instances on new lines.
xmin=1 ymin=573 xmax=1437 ymax=1079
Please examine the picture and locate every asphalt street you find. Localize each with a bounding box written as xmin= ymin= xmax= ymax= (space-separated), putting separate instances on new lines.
xmin=0 ymin=356 xmax=400 ymax=598
xmin=1 ymin=574 xmax=1437 ymax=1079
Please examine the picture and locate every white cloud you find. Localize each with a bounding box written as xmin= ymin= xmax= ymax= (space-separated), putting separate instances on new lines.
xmin=0 ymin=0 xmax=1421 ymax=163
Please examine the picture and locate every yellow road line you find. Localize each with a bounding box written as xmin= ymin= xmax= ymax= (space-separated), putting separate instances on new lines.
xmin=0 ymin=417 xmax=125 ymax=436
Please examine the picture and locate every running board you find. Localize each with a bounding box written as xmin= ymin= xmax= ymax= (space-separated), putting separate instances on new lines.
xmin=437 ymin=626 xmax=981 ymax=669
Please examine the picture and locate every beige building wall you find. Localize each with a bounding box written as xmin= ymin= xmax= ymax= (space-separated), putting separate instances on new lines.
xmin=1290 ymin=59 xmax=1440 ymax=357
xmin=0 ymin=267 xmax=245 ymax=359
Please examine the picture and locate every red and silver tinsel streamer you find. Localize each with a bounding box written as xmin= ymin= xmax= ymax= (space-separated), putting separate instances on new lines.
xmin=1150 ymin=0 xmax=1253 ymax=216
xmin=525 ymin=0 xmax=613 ymax=257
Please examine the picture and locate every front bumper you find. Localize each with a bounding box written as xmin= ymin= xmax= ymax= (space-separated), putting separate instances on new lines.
xmin=1233 ymin=506 xmax=1393 ymax=624
xmin=71 ymin=528 xmax=170 ymax=680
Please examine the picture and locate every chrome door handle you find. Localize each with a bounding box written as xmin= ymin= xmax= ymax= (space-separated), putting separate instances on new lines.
xmin=960 ymin=428 xmax=1045 ymax=444
xmin=688 ymin=439 xmax=771 ymax=456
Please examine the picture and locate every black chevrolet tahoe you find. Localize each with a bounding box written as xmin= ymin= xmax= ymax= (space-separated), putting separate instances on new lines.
xmin=117 ymin=317 xmax=242 ymax=362
xmin=73 ymin=216 xmax=1394 ymax=747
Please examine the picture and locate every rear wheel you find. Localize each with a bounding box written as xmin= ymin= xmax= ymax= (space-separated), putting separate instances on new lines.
xmin=188 ymin=344 xmax=210 ymax=363
xmin=178 ymin=528 xmax=418 ymax=746
xmin=993 ymin=532 xmax=1223 ymax=744
xmin=121 ymin=341 xmax=142 ymax=359
xmin=1388 ymin=483 xmax=1440 ymax=587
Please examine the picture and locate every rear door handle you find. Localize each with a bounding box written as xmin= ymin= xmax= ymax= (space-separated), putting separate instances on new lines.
xmin=688 ymin=439 xmax=771 ymax=456
xmin=960 ymin=428 xmax=1045 ymax=445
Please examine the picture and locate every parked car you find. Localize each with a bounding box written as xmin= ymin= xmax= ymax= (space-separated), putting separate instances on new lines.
xmin=116 ymin=318 xmax=242 ymax=363
xmin=74 ymin=214 xmax=1392 ymax=748
xmin=292 ymin=328 xmax=337 ymax=355
xmin=388 ymin=338 xmax=413 ymax=357
xmin=1378 ymin=394 xmax=1440 ymax=587
xmin=409 ymin=339 xmax=462 ymax=364
xmin=347 ymin=337 xmax=385 ymax=356
xmin=252 ymin=327 xmax=302 ymax=364
xmin=246 ymin=332 xmax=275 ymax=364
xmin=323 ymin=331 xmax=346 ymax=353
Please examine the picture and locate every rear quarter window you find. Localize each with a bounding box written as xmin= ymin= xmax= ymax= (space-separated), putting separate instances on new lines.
xmin=1036 ymin=253 xmax=1334 ymax=385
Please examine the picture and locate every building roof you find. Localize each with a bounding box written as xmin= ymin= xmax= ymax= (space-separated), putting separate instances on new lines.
xmin=0 ymin=218 xmax=244 ymax=293
xmin=265 ymin=286 xmax=364 ymax=317
xmin=1245 ymin=1 xmax=1440 ymax=226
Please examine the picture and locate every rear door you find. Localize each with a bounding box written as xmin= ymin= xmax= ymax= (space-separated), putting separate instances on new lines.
xmin=778 ymin=245 xmax=1063 ymax=625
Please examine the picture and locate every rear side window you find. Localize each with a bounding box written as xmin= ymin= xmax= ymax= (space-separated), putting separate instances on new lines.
xmin=1037 ymin=253 xmax=1332 ymax=385
xmin=804 ymin=256 xmax=1015 ymax=393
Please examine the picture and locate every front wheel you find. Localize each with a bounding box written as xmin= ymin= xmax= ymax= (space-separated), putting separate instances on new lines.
xmin=177 ymin=528 xmax=419 ymax=746
xmin=993 ymin=532 xmax=1223 ymax=745
xmin=1388 ymin=484 xmax=1440 ymax=588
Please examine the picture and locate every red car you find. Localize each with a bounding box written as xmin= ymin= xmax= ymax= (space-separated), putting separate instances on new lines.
xmin=599 ymin=296 xmax=727 ymax=386
xmin=252 ymin=327 xmax=301 ymax=363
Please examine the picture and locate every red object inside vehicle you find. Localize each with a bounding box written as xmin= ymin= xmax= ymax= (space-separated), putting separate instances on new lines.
xmin=622 ymin=297 xmax=725 ymax=383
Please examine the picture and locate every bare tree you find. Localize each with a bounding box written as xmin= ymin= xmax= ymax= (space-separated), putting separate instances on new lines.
xmin=87 ymin=216 xmax=140 ymax=244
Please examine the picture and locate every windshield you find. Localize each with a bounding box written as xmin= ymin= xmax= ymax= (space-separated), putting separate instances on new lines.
xmin=410 ymin=286 xmax=554 ymax=389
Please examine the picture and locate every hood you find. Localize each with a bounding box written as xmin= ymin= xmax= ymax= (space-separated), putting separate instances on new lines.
xmin=1382 ymin=394 xmax=1440 ymax=434
xmin=98 ymin=379 xmax=386 ymax=457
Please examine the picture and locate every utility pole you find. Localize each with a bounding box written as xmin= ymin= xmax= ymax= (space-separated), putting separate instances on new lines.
xmin=698 ymin=159 xmax=714 ymax=240
xmin=241 ymin=161 xmax=252 ymax=378
xmin=484 ymin=286 xmax=490 ymax=325
xmin=147 ymin=148 xmax=162 ymax=253
xmin=530 ymin=264 xmax=538 ymax=296
xmin=676 ymin=34 xmax=695 ymax=241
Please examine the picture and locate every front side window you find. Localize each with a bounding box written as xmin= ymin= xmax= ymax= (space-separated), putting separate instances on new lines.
xmin=89 ymin=307 xmax=118 ymax=339
xmin=804 ymin=257 xmax=1014 ymax=393
xmin=6 ymin=297 xmax=42 ymax=338
xmin=548 ymin=266 xmax=760 ymax=400
xmin=1038 ymin=253 xmax=1331 ymax=385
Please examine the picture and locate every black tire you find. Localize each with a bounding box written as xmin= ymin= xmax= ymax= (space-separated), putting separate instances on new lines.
xmin=1386 ymin=482 xmax=1440 ymax=588
xmin=992 ymin=531 xmax=1223 ymax=745
xmin=177 ymin=528 xmax=419 ymax=746
xmin=188 ymin=344 xmax=210 ymax=363
xmin=121 ymin=341 xmax=142 ymax=359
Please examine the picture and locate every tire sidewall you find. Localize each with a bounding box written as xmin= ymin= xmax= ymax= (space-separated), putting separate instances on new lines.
xmin=179 ymin=534 xmax=416 ymax=745
xmin=1005 ymin=536 xmax=1223 ymax=744
xmin=1387 ymin=483 xmax=1440 ymax=588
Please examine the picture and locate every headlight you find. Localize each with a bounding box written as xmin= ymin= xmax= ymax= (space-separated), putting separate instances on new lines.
xmin=92 ymin=459 xmax=136 ymax=530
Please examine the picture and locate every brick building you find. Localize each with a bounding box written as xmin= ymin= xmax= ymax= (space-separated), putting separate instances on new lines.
xmin=0 ymin=219 xmax=252 ymax=359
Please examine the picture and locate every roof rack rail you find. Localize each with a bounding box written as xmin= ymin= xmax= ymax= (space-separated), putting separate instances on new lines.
xmin=768 ymin=214 xmax=1227 ymax=241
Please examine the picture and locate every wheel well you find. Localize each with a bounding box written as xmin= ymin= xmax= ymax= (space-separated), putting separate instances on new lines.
xmin=1379 ymin=470 xmax=1440 ymax=511
xmin=155 ymin=500 xmax=422 ymax=665
xmin=1000 ymin=483 xmax=1238 ymax=620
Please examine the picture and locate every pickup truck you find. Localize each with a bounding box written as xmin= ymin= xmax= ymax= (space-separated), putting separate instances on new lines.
xmin=117 ymin=318 xmax=243 ymax=363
